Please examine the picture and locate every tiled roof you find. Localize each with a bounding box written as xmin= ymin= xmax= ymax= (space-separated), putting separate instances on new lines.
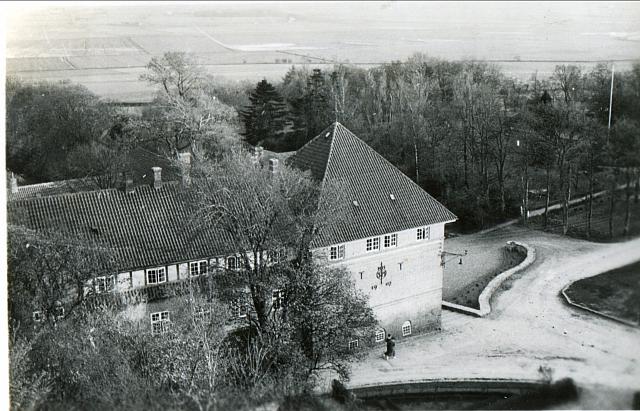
xmin=9 ymin=178 xmax=103 ymax=201
xmin=8 ymin=122 xmax=455 ymax=273
xmin=288 ymin=122 xmax=457 ymax=247
xmin=8 ymin=182 xmax=235 ymax=272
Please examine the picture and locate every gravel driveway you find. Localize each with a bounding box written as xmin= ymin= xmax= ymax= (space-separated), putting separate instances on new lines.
xmin=348 ymin=226 xmax=640 ymax=409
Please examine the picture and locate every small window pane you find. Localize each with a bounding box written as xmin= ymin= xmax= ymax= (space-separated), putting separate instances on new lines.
xmin=402 ymin=321 xmax=412 ymax=336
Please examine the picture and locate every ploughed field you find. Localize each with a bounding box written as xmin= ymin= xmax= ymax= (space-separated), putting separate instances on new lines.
xmin=7 ymin=3 xmax=640 ymax=101
xmin=564 ymin=260 xmax=640 ymax=326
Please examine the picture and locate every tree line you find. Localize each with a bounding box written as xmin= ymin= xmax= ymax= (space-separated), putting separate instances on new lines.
xmin=7 ymin=53 xmax=640 ymax=234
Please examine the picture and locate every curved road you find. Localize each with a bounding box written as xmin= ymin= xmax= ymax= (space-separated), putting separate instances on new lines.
xmin=348 ymin=226 xmax=640 ymax=408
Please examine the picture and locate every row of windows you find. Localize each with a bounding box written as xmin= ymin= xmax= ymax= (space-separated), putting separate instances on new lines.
xmin=330 ymin=227 xmax=432 ymax=261
xmin=32 ymin=307 xmax=65 ymax=323
xmin=348 ymin=321 xmax=413 ymax=350
xmin=150 ymin=290 xmax=285 ymax=334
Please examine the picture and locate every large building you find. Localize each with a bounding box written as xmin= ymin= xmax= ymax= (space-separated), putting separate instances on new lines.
xmin=8 ymin=122 xmax=456 ymax=342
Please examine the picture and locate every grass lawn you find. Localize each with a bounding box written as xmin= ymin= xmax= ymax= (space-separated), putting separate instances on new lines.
xmin=443 ymin=238 xmax=525 ymax=309
xmin=564 ymin=260 xmax=640 ymax=326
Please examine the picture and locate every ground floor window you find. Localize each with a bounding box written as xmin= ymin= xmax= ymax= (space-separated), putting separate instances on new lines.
xmin=32 ymin=311 xmax=44 ymax=323
xmin=151 ymin=311 xmax=170 ymax=334
xmin=402 ymin=320 xmax=412 ymax=336
xmin=349 ymin=339 xmax=359 ymax=350
xmin=272 ymin=289 xmax=285 ymax=310
xmin=375 ymin=328 xmax=386 ymax=343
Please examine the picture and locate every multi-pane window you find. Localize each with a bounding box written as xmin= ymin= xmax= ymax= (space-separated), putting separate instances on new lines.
xmin=402 ymin=320 xmax=412 ymax=336
xmin=267 ymin=249 xmax=287 ymax=264
xmin=417 ymin=226 xmax=431 ymax=241
xmin=190 ymin=260 xmax=208 ymax=277
xmin=348 ymin=340 xmax=359 ymax=350
xmin=366 ymin=237 xmax=380 ymax=252
xmin=54 ymin=306 xmax=65 ymax=320
xmin=272 ymin=289 xmax=285 ymax=310
xmin=226 ymin=256 xmax=238 ymax=270
xmin=147 ymin=267 xmax=167 ymax=285
xmin=329 ymin=244 xmax=345 ymax=260
xmin=95 ymin=275 xmax=116 ymax=293
xmin=375 ymin=329 xmax=386 ymax=343
xmin=236 ymin=301 xmax=248 ymax=318
xmin=194 ymin=305 xmax=213 ymax=322
xmin=150 ymin=311 xmax=170 ymax=334
xmin=384 ymin=233 xmax=397 ymax=248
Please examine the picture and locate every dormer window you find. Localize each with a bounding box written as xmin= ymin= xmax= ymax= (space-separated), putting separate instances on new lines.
xmin=384 ymin=233 xmax=397 ymax=248
xmin=329 ymin=244 xmax=345 ymax=260
xmin=389 ymin=194 xmax=396 ymax=201
xmin=366 ymin=237 xmax=380 ymax=252
xmin=352 ymin=200 xmax=359 ymax=207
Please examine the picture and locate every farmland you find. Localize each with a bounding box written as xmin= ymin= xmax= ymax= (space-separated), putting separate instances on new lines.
xmin=6 ymin=2 xmax=640 ymax=102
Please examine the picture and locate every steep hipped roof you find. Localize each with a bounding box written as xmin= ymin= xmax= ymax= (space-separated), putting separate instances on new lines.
xmin=288 ymin=122 xmax=457 ymax=247
xmin=8 ymin=182 xmax=235 ymax=272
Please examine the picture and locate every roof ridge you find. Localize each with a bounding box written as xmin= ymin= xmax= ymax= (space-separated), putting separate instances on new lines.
xmin=320 ymin=122 xmax=340 ymax=189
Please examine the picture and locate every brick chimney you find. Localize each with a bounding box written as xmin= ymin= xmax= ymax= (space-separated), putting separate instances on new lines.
xmin=152 ymin=167 xmax=162 ymax=190
xmin=125 ymin=172 xmax=135 ymax=194
xmin=177 ymin=152 xmax=191 ymax=187
xmin=269 ymin=158 xmax=279 ymax=175
xmin=10 ymin=173 xmax=18 ymax=194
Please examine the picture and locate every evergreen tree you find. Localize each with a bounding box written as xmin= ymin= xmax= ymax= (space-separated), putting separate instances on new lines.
xmin=240 ymin=79 xmax=288 ymax=150
xmin=288 ymin=69 xmax=334 ymax=149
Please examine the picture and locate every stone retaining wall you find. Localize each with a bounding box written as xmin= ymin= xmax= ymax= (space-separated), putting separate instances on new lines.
xmin=443 ymin=241 xmax=536 ymax=317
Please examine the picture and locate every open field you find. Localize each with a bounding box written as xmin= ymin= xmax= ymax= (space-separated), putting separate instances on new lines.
xmin=6 ymin=3 xmax=640 ymax=102
xmin=564 ymin=260 xmax=640 ymax=326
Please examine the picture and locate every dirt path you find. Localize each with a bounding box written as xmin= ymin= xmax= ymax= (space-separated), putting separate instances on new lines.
xmin=348 ymin=226 xmax=640 ymax=408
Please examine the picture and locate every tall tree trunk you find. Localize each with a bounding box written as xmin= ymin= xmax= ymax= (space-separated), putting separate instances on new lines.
xmin=609 ymin=177 xmax=616 ymax=239
xmin=624 ymin=167 xmax=631 ymax=237
xmin=587 ymin=162 xmax=594 ymax=239
xmin=414 ymin=138 xmax=419 ymax=184
xmin=544 ymin=167 xmax=551 ymax=228
xmin=524 ymin=173 xmax=530 ymax=226
xmin=563 ymin=164 xmax=572 ymax=235
xmin=635 ymin=167 xmax=639 ymax=204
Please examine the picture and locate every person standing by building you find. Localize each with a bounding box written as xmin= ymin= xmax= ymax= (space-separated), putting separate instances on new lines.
xmin=384 ymin=334 xmax=396 ymax=360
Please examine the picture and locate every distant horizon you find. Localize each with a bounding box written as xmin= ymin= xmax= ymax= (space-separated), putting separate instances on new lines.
xmin=4 ymin=1 xmax=640 ymax=101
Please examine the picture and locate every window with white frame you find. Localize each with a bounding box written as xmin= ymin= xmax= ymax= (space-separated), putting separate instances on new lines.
xmin=54 ymin=306 xmax=64 ymax=320
xmin=147 ymin=267 xmax=167 ymax=285
xmin=402 ymin=320 xmax=412 ymax=336
xmin=366 ymin=237 xmax=380 ymax=252
xmin=267 ymin=249 xmax=287 ymax=264
xmin=190 ymin=260 xmax=208 ymax=277
xmin=150 ymin=311 xmax=170 ymax=334
xmin=32 ymin=311 xmax=44 ymax=323
xmin=194 ymin=305 xmax=213 ymax=322
xmin=384 ymin=233 xmax=398 ymax=248
xmin=272 ymin=289 xmax=285 ymax=310
xmin=235 ymin=300 xmax=248 ymax=318
xmin=95 ymin=275 xmax=116 ymax=293
xmin=417 ymin=226 xmax=431 ymax=241
xmin=348 ymin=339 xmax=359 ymax=350
xmin=226 ymin=256 xmax=238 ymax=270
xmin=329 ymin=244 xmax=345 ymax=260
xmin=375 ymin=328 xmax=386 ymax=343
